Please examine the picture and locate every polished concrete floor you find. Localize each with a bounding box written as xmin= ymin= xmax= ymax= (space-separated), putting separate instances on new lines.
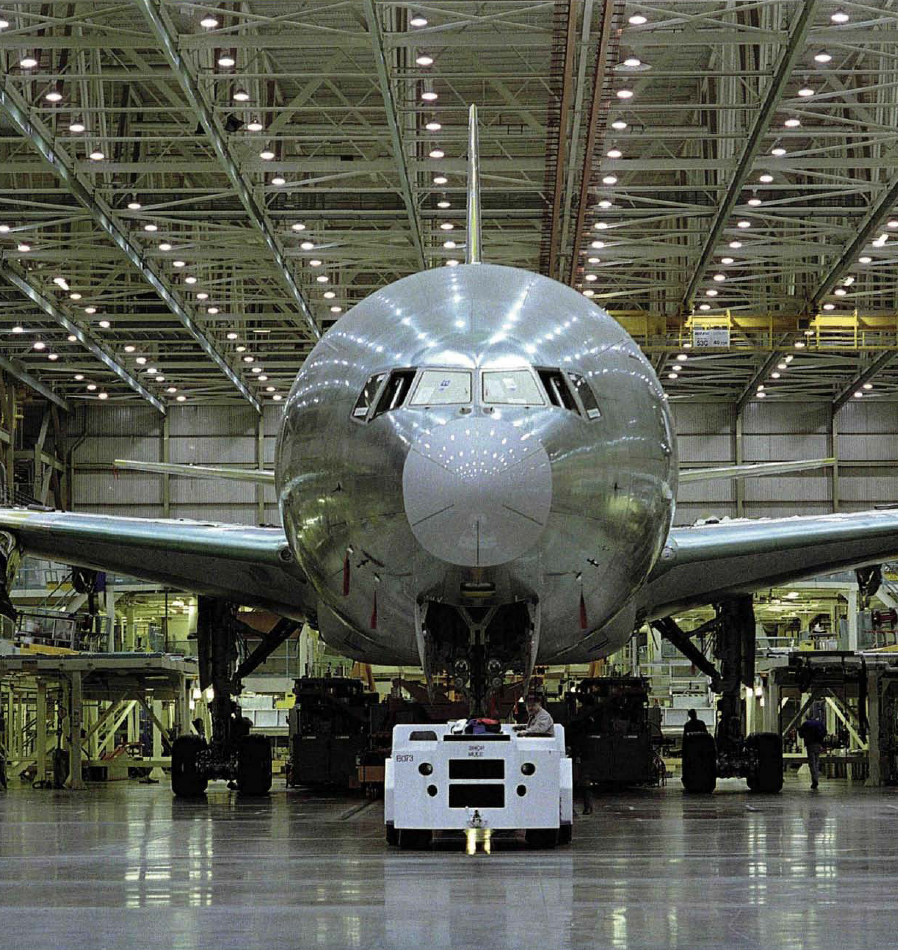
xmin=2 ymin=775 xmax=898 ymax=949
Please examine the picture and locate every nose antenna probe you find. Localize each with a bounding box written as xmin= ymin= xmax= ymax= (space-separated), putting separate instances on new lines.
xmin=466 ymin=104 xmax=482 ymax=265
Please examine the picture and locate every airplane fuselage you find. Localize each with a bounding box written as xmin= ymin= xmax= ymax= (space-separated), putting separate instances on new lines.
xmin=276 ymin=264 xmax=677 ymax=675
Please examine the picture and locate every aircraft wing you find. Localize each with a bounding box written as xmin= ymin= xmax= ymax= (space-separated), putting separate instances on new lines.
xmin=639 ymin=508 xmax=898 ymax=620
xmin=679 ymin=458 xmax=835 ymax=483
xmin=0 ymin=508 xmax=313 ymax=620
xmin=114 ymin=459 xmax=274 ymax=484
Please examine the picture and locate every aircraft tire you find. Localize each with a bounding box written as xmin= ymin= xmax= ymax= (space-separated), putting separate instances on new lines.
xmin=746 ymin=732 xmax=784 ymax=793
xmin=385 ymin=822 xmax=399 ymax=846
xmin=557 ymin=823 xmax=573 ymax=845
xmin=236 ymin=734 xmax=272 ymax=795
xmin=398 ymin=828 xmax=431 ymax=850
xmin=525 ymin=828 xmax=558 ymax=849
xmin=681 ymin=731 xmax=717 ymax=794
xmin=171 ymin=735 xmax=208 ymax=797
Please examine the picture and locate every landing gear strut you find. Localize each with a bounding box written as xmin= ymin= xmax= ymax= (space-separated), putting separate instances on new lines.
xmin=654 ymin=596 xmax=783 ymax=794
xmin=171 ymin=597 xmax=297 ymax=797
xmin=415 ymin=599 xmax=540 ymax=714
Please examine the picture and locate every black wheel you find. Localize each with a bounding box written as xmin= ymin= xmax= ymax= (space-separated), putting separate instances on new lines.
xmin=525 ymin=828 xmax=558 ymax=849
xmin=171 ymin=735 xmax=208 ymax=797
xmin=236 ymin=734 xmax=272 ymax=795
xmin=746 ymin=732 xmax=783 ymax=793
xmin=385 ymin=822 xmax=399 ymax=846
xmin=398 ymin=828 xmax=431 ymax=850
xmin=558 ymin=823 xmax=572 ymax=845
xmin=682 ymin=731 xmax=717 ymax=794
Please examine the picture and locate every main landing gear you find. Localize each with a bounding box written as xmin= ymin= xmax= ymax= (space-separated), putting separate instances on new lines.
xmin=171 ymin=597 xmax=298 ymax=797
xmin=653 ymin=596 xmax=783 ymax=794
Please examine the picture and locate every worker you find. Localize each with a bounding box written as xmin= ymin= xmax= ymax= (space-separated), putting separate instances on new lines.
xmin=514 ymin=693 xmax=554 ymax=736
xmin=798 ymin=715 xmax=826 ymax=789
xmin=683 ymin=708 xmax=707 ymax=736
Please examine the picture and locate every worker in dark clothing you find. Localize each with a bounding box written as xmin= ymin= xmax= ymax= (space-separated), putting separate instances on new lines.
xmin=798 ymin=716 xmax=826 ymax=789
xmin=683 ymin=709 xmax=707 ymax=737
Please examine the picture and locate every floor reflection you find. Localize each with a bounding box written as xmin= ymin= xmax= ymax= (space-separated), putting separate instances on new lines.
xmin=1 ymin=777 xmax=898 ymax=948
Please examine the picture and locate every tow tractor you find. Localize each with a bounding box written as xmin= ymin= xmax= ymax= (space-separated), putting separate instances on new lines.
xmin=385 ymin=723 xmax=573 ymax=849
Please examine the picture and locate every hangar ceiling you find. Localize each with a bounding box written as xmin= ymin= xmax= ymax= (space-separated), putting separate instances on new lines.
xmin=1 ymin=1 xmax=898 ymax=409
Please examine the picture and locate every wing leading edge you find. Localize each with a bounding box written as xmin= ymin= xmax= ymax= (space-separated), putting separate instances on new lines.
xmin=0 ymin=508 xmax=312 ymax=620
xmin=639 ymin=508 xmax=898 ymax=620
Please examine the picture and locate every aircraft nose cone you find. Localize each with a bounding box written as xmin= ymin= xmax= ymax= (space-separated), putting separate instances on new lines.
xmin=402 ymin=417 xmax=552 ymax=567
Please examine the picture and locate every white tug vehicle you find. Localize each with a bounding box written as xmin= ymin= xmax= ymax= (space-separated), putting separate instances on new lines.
xmin=385 ymin=723 xmax=573 ymax=850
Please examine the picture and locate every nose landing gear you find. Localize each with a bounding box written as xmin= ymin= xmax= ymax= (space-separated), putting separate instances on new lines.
xmin=416 ymin=599 xmax=540 ymax=714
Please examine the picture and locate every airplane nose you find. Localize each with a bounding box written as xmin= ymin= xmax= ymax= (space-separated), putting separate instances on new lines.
xmin=402 ymin=417 xmax=552 ymax=567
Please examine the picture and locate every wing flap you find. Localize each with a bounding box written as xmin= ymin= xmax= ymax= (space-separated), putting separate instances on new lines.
xmin=0 ymin=508 xmax=311 ymax=619
xmin=640 ymin=508 xmax=898 ymax=619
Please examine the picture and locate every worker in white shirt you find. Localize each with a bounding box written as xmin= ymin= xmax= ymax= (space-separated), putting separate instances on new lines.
xmin=514 ymin=693 xmax=555 ymax=736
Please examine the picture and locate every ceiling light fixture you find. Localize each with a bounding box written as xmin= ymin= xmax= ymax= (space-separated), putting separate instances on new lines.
xmin=247 ymin=120 xmax=263 ymax=132
xmin=218 ymin=55 xmax=235 ymax=68
xmin=628 ymin=14 xmax=647 ymax=25
xmin=416 ymin=54 xmax=434 ymax=66
xmin=200 ymin=16 xmax=219 ymax=28
xmin=814 ymin=52 xmax=832 ymax=63
xmin=611 ymin=120 xmax=627 ymax=130
xmin=616 ymin=89 xmax=634 ymax=99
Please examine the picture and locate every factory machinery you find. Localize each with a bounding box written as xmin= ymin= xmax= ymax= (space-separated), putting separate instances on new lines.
xmin=287 ymin=674 xmax=666 ymax=795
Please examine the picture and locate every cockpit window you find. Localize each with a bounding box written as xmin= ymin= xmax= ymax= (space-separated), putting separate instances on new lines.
xmin=482 ymin=369 xmax=545 ymax=406
xmin=372 ymin=369 xmax=416 ymax=418
xmin=538 ymin=369 xmax=579 ymax=412
xmin=409 ymin=369 xmax=472 ymax=406
xmin=567 ymin=372 xmax=602 ymax=420
xmin=351 ymin=372 xmax=388 ymax=420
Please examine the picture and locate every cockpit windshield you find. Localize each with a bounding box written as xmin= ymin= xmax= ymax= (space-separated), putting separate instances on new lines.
xmin=482 ymin=369 xmax=545 ymax=406
xmin=408 ymin=369 xmax=472 ymax=406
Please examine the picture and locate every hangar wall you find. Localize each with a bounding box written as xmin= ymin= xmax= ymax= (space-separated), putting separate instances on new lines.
xmin=68 ymin=401 xmax=898 ymax=528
